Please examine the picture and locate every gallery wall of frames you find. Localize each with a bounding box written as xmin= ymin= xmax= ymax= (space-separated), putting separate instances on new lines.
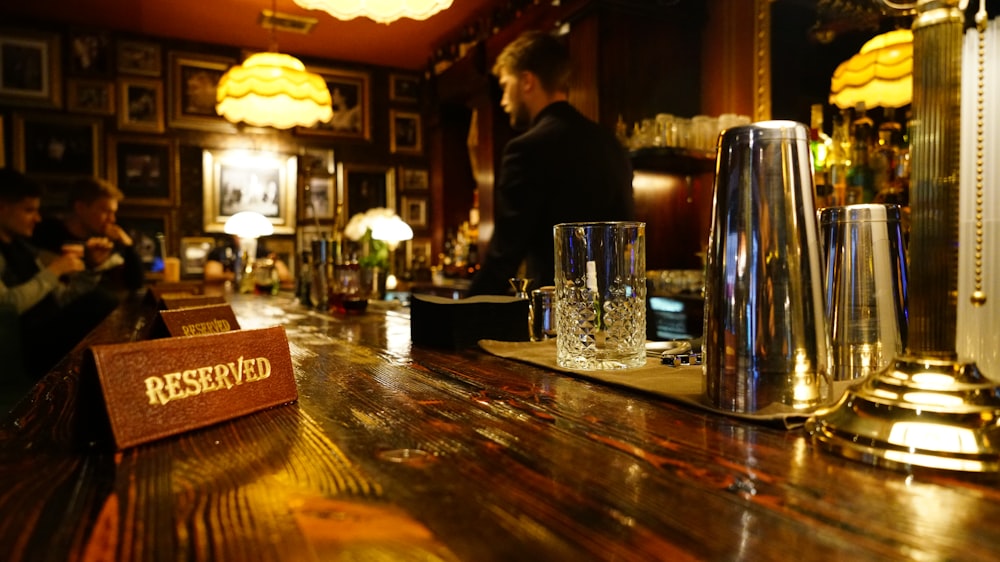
xmin=0 ymin=23 xmax=432 ymax=280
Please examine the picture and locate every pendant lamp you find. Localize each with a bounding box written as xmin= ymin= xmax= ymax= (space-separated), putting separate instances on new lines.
xmin=292 ymin=0 xmax=454 ymax=24
xmin=216 ymin=5 xmax=332 ymax=129
xmin=217 ymin=51 xmax=332 ymax=128
xmin=829 ymin=28 xmax=913 ymax=109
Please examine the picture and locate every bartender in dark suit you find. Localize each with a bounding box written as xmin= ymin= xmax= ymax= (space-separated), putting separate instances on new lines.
xmin=469 ymin=30 xmax=635 ymax=295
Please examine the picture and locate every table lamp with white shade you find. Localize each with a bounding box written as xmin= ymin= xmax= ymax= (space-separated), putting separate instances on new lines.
xmin=371 ymin=215 xmax=414 ymax=291
xmin=223 ymin=211 xmax=275 ymax=292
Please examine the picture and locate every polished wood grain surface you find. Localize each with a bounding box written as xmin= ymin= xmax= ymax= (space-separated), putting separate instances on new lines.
xmin=2 ymin=292 xmax=1000 ymax=561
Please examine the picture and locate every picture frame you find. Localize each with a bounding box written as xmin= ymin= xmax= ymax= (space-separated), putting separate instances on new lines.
xmin=179 ymin=236 xmax=215 ymax=278
xmin=389 ymin=74 xmax=421 ymax=103
xmin=302 ymin=176 xmax=336 ymax=221
xmin=168 ymin=52 xmax=237 ymax=131
xmin=296 ymin=66 xmax=370 ymax=140
xmin=202 ymin=148 xmax=297 ymax=234
xmin=266 ymin=238 xmax=297 ymax=279
xmin=390 ymin=109 xmax=422 ymax=155
xmin=117 ymin=207 xmax=176 ymax=278
xmin=298 ymin=149 xmax=337 ymax=221
xmin=0 ymin=115 xmax=5 ymax=168
xmin=66 ymin=30 xmax=113 ymax=77
xmin=399 ymin=166 xmax=429 ymax=192
xmin=66 ymin=79 xmax=115 ymax=115
xmin=400 ymin=195 xmax=428 ymax=229
xmin=118 ymin=77 xmax=164 ymax=133
xmin=117 ymin=40 xmax=162 ymax=77
xmin=0 ymin=29 xmax=62 ymax=108
xmin=12 ymin=112 xmax=102 ymax=178
xmin=339 ymin=163 xmax=396 ymax=220
xmin=406 ymin=237 xmax=431 ymax=273
xmin=107 ymin=135 xmax=177 ymax=206
xmin=299 ymin=148 xmax=335 ymax=178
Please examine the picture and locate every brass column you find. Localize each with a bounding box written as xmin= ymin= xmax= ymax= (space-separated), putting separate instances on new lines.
xmin=807 ymin=0 xmax=1000 ymax=472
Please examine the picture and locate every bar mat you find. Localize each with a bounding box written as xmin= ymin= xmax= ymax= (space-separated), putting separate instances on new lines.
xmin=478 ymin=339 xmax=850 ymax=430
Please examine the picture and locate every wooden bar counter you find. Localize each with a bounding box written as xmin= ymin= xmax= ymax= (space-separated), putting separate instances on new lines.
xmin=2 ymin=291 xmax=999 ymax=561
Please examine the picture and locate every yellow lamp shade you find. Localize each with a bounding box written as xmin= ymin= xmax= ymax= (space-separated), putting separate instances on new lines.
xmin=292 ymin=0 xmax=454 ymax=24
xmin=216 ymin=52 xmax=332 ymax=129
xmin=830 ymin=29 xmax=913 ymax=109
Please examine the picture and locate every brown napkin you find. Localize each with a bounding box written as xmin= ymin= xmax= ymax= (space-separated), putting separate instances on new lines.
xmin=478 ymin=339 xmax=850 ymax=430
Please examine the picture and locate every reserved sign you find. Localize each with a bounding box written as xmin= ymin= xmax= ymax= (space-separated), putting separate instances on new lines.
xmin=87 ymin=325 xmax=298 ymax=449
xmin=161 ymin=294 xmax=227 ymax=310
xmin=159 ymin=303 xmax=241 ymax=337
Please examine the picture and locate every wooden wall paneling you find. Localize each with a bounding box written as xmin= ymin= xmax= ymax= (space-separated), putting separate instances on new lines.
xmin=700 ymin=0 xmax=761 ymax=119
xmin=567 ymin=13 xmax=600 ymax=123
xmin=592 ymin=2 xmax=705 ymax=129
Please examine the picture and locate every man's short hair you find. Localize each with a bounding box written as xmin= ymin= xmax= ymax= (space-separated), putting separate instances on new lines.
xmin=0 ymin=168 xmax=42 ymax=203
xmin=492 ymin=30 xmax=571 ymax=94
xmin=70 ymin=177 xmax=124 ymax=205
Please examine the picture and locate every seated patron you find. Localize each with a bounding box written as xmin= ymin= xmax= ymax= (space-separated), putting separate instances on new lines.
xmin=32 ymin=177 xmax=144 ymax=294
xmin=0 ymin=169 xmax=118 ymax=379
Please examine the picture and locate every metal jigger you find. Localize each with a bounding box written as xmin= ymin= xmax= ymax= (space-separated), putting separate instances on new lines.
xmin=806 ymin=0 xmax=1000 ymax=472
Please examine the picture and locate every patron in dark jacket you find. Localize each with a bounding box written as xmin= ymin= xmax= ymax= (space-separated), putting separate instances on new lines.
xmin=468 ymin=30 xmax=635 ymax=295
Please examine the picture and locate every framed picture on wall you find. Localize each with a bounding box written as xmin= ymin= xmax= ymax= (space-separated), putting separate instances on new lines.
xmin=296 ymin=66 xmax=370 ymax=140
xmin=400 ymin=195 xmax=428 ymax=229
xmin=406 ymin=237 xmax=431 ymax=273
xmin=66 ymin=79 xmax=115 ymax=115
xmin=202 ymin=148 xmax=297 ymax=234
xmin=389 ymin=74 xmax=420 ymax=103
xmin=12 ymin=112 xmax=102 ymax=178
xmin=390 ymin=109 xmax=422 ymax=155
xmin=108 ymin=135 xmax=177 ymax=205
xmin=118 ymin=77 xmax=164 ymax=133
xmin=302 ymin=176 xmax=336 ymax=221
xmin=399 ymin=166 xmax=428 ymax=192
xmin=0 ymin=115 xmax=5 ymax=168
xmin=298 ymin=149 xmax=337 ymax=221
xmin=339 ymin=163 xmax=396 ymax=220
xmin=0 ymin=29 xmax=62 ymax=108
xmin=117 ymin=40 xmax=162 ymax=77
xmin=117 ymin=208 xmax=176 ymax=277
xmin=66 ymin=30 xmax=113 ymax=77
xmin=179 ymin=236 xmax=215 ymax=278
xmin=168 ymin=52 xmax=236 ymax=131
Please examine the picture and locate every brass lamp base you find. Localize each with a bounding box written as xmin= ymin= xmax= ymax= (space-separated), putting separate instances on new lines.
xmin=806 ymin=355 xmax=1000 ymax=472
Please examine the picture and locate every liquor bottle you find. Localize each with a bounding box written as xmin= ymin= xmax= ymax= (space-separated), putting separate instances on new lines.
xmin=871 ymin=107 xmax=903 ymax=199
xmin=846 ymin=102 xmax=875 ymax=203
xmin=827 ymin=108 xmax=852 ymax=206
xmin=809 ymin=104 xmax=833 ymax=207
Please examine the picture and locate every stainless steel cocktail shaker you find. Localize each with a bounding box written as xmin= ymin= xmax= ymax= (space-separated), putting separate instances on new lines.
xmin=820 ymin=204 xmax=908 ymax=381
xmin=703 ymin=121 xmax=831 ymax=412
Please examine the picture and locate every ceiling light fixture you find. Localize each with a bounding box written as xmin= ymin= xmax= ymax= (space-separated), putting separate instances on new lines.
xmin=216 ymin=7 xmax=332 ymax=129
xmin=292 ymin=0 xmax=454 ymax=25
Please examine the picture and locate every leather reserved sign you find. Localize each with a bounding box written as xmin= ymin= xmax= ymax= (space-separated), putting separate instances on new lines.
xmin=87 ymin=325 xmax=298 ymax=449
xmin=159 ymin=304 xmax=241 ymax=337
xmin=161 ymin=294 xmax=227 ymax=310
